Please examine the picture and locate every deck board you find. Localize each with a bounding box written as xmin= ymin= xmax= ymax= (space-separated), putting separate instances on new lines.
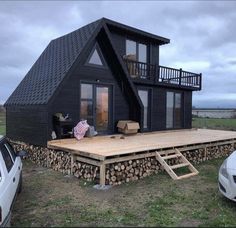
xmin=47 ymin=129 xmax=236 ymax=160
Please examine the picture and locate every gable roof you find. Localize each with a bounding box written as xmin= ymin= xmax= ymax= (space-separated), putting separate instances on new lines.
xmin=5 ymin=19 xmax=102 ymax=106
xmin=5 ymin=18 xmax=169 ymax=106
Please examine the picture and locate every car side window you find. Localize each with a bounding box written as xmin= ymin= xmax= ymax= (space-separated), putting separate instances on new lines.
xmin=0 ymin=145 xmax=14 ymax=172
xmin=5 ymin=143 xmax=16 ymax=162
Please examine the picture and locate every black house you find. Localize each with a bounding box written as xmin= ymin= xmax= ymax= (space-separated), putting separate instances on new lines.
xmin=4 ymin=18 xmax=202 ymax=146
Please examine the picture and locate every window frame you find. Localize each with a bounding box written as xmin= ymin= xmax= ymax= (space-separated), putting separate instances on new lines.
xmin=137 ymin=87 xmax=152 ymax=131
xmin=125 ymin=39 xmax=148 ymax=63
xmin=166 ymin=91 xmax=183 ymax=129
xmin=85 ymin=43 xmax=107 ymax=68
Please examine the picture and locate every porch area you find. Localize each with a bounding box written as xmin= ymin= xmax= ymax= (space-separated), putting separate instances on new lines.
xmin=47 ymin=129 xmax=236 ymax=185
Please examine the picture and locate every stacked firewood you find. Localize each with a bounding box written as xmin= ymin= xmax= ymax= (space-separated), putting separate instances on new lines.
xmin=48 ymin=150 xmax=71 ymax=174
xmin=72 ymin=161 xmax=99 ymax=181
xmin=182 ymin=144 xmax=235 ymax=164
xmin=9 ymin=139 xmax=236 ymax=185
xmin=105 ymin=157 xmax=163 ymax=185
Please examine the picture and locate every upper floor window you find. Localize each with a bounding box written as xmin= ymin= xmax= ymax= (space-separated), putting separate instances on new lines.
xmin=125 ymin=39 xmax=147 ymax=63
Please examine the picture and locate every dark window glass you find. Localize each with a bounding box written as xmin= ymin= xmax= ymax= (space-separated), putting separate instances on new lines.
xmin=126 ymin=40 xmax=137 ymax=61
xmin=80 ymin=100 xmax=93 ymax=119
xmin=0 ymin=145 xmax=13 ymax=172
xmin=166 ymin=92 xmax=182 ymax=129
xmin=166 ymin=92 xmax=174 ymax=128
xmin=138 ymin=43 xmax=147 ymax=63
xmin=96 ymin=87 xmax=109 ymax=131
xmin=138 ymin=90 xmax=149 ymax=129
xmin=88 ymin=49 xmax=103 ymax=65
xmin=5 ymin=143 xmax=16 ymax=162
xmin=174 ymin=93 xmax=181 ymax=128
xmin=81 ymin=84 xmax=93 ymax=99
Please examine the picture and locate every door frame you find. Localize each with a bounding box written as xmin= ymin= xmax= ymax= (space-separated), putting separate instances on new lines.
xmin=80 ymin=80 xmax=114 ymax=134
xmin=137 ymin=86 xmax=152 ymax=131
xmin=166 ymin=91 xmax=183 ymax=130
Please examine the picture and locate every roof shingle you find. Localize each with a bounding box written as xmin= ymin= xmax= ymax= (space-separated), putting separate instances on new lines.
xmin=5 ymin=19 xmax=101 ymax=106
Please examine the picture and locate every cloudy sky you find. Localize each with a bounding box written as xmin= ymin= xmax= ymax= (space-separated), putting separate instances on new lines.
xmin=1 ymin=1 xmax=236 ymax=108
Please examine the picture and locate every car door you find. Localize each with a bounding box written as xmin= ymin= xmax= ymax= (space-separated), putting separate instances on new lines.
xmin=0 ymin=143 xmax=17 ymax=208
xmin=4 ymin=142 xmax=21 ymax=193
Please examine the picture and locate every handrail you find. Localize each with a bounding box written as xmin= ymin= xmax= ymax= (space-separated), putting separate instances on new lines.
xmin=123 ymin=58 xmax=202 ymax=90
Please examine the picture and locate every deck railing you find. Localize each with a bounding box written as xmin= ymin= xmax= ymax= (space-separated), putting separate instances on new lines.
xmin=124 ymin=59 xmax=202 ymax=90
xmin=123 ymin=59 xmax=156 ymax=80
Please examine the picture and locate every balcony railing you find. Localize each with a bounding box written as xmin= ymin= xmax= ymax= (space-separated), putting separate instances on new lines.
xmin=124 ymin=59 xmax=202 ymax=90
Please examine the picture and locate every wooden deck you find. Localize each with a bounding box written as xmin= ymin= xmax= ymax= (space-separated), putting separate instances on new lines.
xmin=48 ymin=129 xmax=236 ymax=161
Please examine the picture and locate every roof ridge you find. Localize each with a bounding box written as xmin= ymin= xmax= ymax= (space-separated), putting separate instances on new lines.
xmin=52 ymin=18 xmax=103 ymax=42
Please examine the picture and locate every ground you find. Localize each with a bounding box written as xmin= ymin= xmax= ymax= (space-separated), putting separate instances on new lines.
xmin=12 ymin=158 xmax=236 ymax=227
xmin=192 ymin=117 xmax=236 ymax=131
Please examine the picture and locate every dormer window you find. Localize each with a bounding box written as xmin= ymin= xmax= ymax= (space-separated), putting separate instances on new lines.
xmin=125 ymin=39 xmax=147 ymax=63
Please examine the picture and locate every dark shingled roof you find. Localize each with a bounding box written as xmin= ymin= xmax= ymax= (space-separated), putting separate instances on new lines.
xmin=5 ymin=18 xmax=169 ymax=106
xmin=5 ymin=19 xmax=102 ymax=106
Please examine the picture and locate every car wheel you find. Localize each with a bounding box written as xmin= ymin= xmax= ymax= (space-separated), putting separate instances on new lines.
xmin=18 ymin=172 xmax=22 ymax=194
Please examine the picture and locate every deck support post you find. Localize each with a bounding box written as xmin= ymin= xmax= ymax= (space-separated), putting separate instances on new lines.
xmin=99 ymin=162 xmax=106 ymax=186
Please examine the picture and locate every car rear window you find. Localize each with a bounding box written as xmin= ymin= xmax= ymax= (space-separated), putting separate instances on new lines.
xmin=0 ymin=145 xmax=13 ymax=172
xmin=5 ymin=143 xmax=16 ymax=162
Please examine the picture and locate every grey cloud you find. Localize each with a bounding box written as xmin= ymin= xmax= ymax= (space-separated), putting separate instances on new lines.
xmin=1 ymin=1 xmax=236 ymax=108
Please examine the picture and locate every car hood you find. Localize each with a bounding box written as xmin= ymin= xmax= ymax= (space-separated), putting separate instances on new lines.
xmin=226 ymin=151 xmax=236 ymax=170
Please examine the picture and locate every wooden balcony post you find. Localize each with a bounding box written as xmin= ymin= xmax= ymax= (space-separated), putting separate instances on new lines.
xmin=199 ymin=73 xmax=202 ymax=90
xmin=155 ymin=65 xmax=159 ymax=84
xmin=179 ymin=68 xmax=182 ymax=85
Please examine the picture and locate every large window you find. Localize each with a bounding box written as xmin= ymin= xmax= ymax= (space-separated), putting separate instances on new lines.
xmin=138 ymin=89 xmax=150 ymax=129
xmin=166 ymin=92 xmax=182 ymax=129
xmin=125 ymin=39 xmax=147 ymax=63
xmin=80 ymin=83 xmax=111 ymax=132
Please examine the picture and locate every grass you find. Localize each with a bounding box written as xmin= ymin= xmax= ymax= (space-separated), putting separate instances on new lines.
xmin=192 ymin=117 xmax=236 ymax=131
xmin=11 ymin=158 xmax=236 ymax=227
xmin=0 ymin=111 xmax=6 ymax=135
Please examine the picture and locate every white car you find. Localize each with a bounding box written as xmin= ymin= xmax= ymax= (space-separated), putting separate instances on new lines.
xmin=218 ymin=151 xmax=236 ymax=202
xmin=0 ymin=135 xmax=26 ymax=227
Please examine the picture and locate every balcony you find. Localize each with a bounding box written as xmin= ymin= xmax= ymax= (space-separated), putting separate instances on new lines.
xmin=124 ymin=59 xmax=202 ymax=90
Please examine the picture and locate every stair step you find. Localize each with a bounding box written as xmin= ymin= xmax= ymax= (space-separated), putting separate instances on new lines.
xmin=162 ymin=154 xmax=182 ymax=160
xmin=170 ymin=163 xmax=189 ymax=169
xmin=176 ymin=172 xmax=198 ymax=180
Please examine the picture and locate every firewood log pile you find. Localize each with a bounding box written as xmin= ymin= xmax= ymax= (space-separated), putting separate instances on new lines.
xmin=8 ymin=139 xmax=236 ymax=185
xmin=72 ymin=161 xmax=99 ymax=181
xmin=105 ymin=157 xmax=163 ymax=185
xmin=10 ymin=140 xmax=71 ymax=174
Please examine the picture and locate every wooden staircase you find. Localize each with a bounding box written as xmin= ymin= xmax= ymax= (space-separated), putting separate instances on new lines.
xmin=156 ymin=149 xmax=199 ymax=180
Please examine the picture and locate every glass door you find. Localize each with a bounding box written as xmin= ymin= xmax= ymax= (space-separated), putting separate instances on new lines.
xmin=96 ymin=86 xmax=109 ymax=132
xmin=138 ymin=89 xmax=150 ymax=130
xmin=166 ymin=91 xmax=182 ymax=129
xmin=80 ymin=83 xmax=111 ymax=133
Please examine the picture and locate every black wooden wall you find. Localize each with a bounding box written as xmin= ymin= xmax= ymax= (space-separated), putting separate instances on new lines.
xmin=48 ymin=38 xmax=130 ymax=139
xmin=6 ymin=105 xmax=48 ymax=146
xmin=134 ymin=83 xmax=192 ymax=131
